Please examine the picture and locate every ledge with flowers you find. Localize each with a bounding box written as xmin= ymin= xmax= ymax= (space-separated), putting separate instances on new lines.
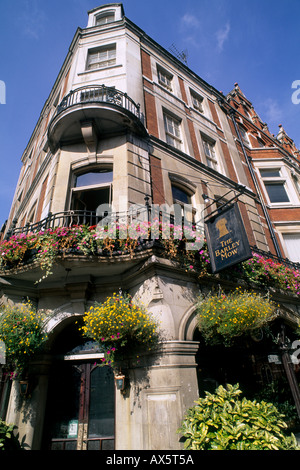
xmin=0 ymin=220 xmax=299 ymax=298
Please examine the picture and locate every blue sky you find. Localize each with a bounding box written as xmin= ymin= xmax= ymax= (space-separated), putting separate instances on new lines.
xmin=0 ymin=0 xmax=299 ymax=229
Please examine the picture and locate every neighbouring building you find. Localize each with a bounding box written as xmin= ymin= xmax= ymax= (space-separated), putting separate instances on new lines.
xmin=0 ymin=3 xmax=299 ymax=450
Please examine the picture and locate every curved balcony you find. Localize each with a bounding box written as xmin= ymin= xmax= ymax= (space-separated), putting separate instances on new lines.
xmin=47 ymin=85 xmax=147 ymax=152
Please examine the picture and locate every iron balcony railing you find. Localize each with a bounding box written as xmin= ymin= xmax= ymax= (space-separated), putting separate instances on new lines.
xmin=56 ymin=85 xmax=144 ymax=124
xmin=7 ymin=208 xmax=149 ymax=237
xmin=5 ymin=209 xmax=300 ymax=271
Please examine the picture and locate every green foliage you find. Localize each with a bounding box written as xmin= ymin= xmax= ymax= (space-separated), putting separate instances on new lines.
xmin=0 ymin=420 xmax=21 ymax=451
xmin=177 ymin=383 xmax=299 ymax=450
xmin=253 ymin=379 xmax=300 ymax=427
xmin=197 ymin=288 xmax=278 ymax=346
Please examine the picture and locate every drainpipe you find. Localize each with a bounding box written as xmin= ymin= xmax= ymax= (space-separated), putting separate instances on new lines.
xmin=228 ymin=108 xmax=283 ymax=258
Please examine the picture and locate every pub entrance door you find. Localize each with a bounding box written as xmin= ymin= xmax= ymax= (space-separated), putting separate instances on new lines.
xmin=44 ymin=351 xmax=115 ymax=450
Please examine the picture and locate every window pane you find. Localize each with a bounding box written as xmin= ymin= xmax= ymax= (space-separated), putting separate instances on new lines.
xmin=260 ymin=169 xmax=281 ymax=178
xmin=76 ymin=170 xmax=113 ymax=187
xmin=172 ymin=186 xmax=190 ymax=204
xmin=283 ymin=234 xmax=300 ymax=262
xmin=265 ymin=183 xmax=290 ymax=203
xmin=96 ymin=13 xmax=115 ymax=25
xmin=88 ymin=366 xmax=115 ymax=438
xmin=87 ymin=46 xmax=116 ymax=70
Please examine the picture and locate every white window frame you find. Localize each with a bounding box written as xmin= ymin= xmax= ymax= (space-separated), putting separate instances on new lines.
xmin=86 ymin=44 xmax=116 ymax=71
xmin=281 ymin=229 xmax=300 ymax=263
xmin=202 ymin=137 xmax=218 ymax=171
xmin=95 ymin=11 xmax=115 ymax=25
xmin=157 ymin=66 xmax=173 ymax=91
xmin=163 ymin=112 xmax=182 ymax=149
xmin=190 ymin=89 xmax=204 ymax=113
xmin=238 ymin=125 xmax=250 ymax=146
xmin=259 ymin=167 xmax=291 ymax=205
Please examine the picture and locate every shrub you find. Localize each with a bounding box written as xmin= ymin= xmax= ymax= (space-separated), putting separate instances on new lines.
xmin=0 ymin=420 xmax=21 ymax=451
xmin=178 ymin=383 xmax=299 ymax=450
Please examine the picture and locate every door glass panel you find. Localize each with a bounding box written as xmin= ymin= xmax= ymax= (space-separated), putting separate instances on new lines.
xmin=49 ymin=363 xmax=81 ymax=439
xmin=88 ymin=366 xmax=115 ymax=438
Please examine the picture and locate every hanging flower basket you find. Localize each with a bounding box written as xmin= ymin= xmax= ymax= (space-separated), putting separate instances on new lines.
xmin=80 ymin=293 xmax=160 ymax=367
xmin=196 ymin=288 xmax=278 ymax=346
xmin=0 ymin=302 xmax=47 ymax=377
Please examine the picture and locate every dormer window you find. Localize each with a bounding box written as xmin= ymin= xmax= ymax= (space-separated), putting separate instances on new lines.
xmin=95 ymin=12 xmax=115 ymax=26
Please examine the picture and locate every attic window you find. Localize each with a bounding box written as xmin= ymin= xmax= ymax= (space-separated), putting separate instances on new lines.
xmin=95 ymin=12 xmax=115 ymax=25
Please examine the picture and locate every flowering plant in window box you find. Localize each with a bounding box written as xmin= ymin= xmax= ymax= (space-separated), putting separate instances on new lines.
xmin=80 ymin=293 xmax=160 ymax=367
xmin=196 ymin=288 xmax=278 ymax=346
xmin=0 ymin=302 xmax=47 ymax=376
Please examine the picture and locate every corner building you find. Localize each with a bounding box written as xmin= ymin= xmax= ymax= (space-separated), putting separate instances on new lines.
xmin=0 ymin=4 xmax=299 ymax=450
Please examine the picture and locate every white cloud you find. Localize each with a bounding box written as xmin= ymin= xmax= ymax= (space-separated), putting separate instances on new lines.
xmin=216 ymin=22 xmax=230 ymax=52
xmin=17 ymin=0 xmax=46 ymax=40
xmin=181 ymin=13 xmax=200 ymax=29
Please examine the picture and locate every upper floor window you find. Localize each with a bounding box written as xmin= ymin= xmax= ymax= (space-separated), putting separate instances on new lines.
xmin=190 ymin=90 xmax=203 ymax=113
xmin=75 ymin=169 xmax=113 ymax=188
xmin=282 ymin=233 xmax=300 ymax=262
xmin=95 ymin=12 xmax=115 ymax=25
xmin=202 ymin=138 xmax=218 ymax=170
xmin=157 ymin=66 xmax=173 ymax=91
xmin=87 ymin=44 xmax=116 ymax=70
xmin=171 ymin=182 xmax=196 ymax=226
xmin=172 ymin=185 xmax=190 ymax=205
xmin=71 ymin=167 xmax=113 ymax=214
xmin=238 ymin=125 xmax=250 ymax=146
xmin=164 ymin=112 xmax=182 ymax=149
xmin=259 ymin=168 xmax=290 ymax=203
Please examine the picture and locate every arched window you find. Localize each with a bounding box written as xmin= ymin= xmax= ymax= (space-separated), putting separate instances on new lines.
xmin=169 ymin=174 xmax=197 ymax=226
xmin=95 ymin=12 xmax=115 ymax=26
xmin=71 ymin=167 xmax=113 ymax=214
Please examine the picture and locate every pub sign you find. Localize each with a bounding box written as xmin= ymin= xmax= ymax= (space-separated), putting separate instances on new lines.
xmin=205 ymin=203 xmax=252 ymax=273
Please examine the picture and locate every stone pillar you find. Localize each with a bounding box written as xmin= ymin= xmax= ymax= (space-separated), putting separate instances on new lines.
xmin=115 ymin=340 xmax=199 ymax=450
xmin=5 ymin=354 xmax=51 ymax=450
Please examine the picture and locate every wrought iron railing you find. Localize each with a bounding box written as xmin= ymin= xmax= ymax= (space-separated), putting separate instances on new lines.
xmin=56 ymin=85 xmax=144 ymax=124
xmin=7 ymin=208 xmax=150 ymax=237
xmin=250 ymin=245 xmax=300 ymax=271
xmin=5 ymin=210 xmax=300 ymax=271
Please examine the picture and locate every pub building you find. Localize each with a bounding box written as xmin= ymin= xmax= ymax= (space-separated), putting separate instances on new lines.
xmin=0 ymin=4 xmax=299 ymax=450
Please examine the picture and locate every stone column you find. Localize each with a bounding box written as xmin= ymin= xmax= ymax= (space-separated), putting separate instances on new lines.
xmin=115 ymin=340 xmax=199 ymax=450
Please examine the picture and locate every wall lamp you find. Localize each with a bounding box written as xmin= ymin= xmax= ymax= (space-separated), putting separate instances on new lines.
xmin=19 ymin=379 xmax=30 ymax=397
xmin=114 ymin=372 xmax=126 ymax=393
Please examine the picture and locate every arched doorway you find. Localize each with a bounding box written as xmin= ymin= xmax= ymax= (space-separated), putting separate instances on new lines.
xmin=42 ymin=320 xmax=115 ymax=450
